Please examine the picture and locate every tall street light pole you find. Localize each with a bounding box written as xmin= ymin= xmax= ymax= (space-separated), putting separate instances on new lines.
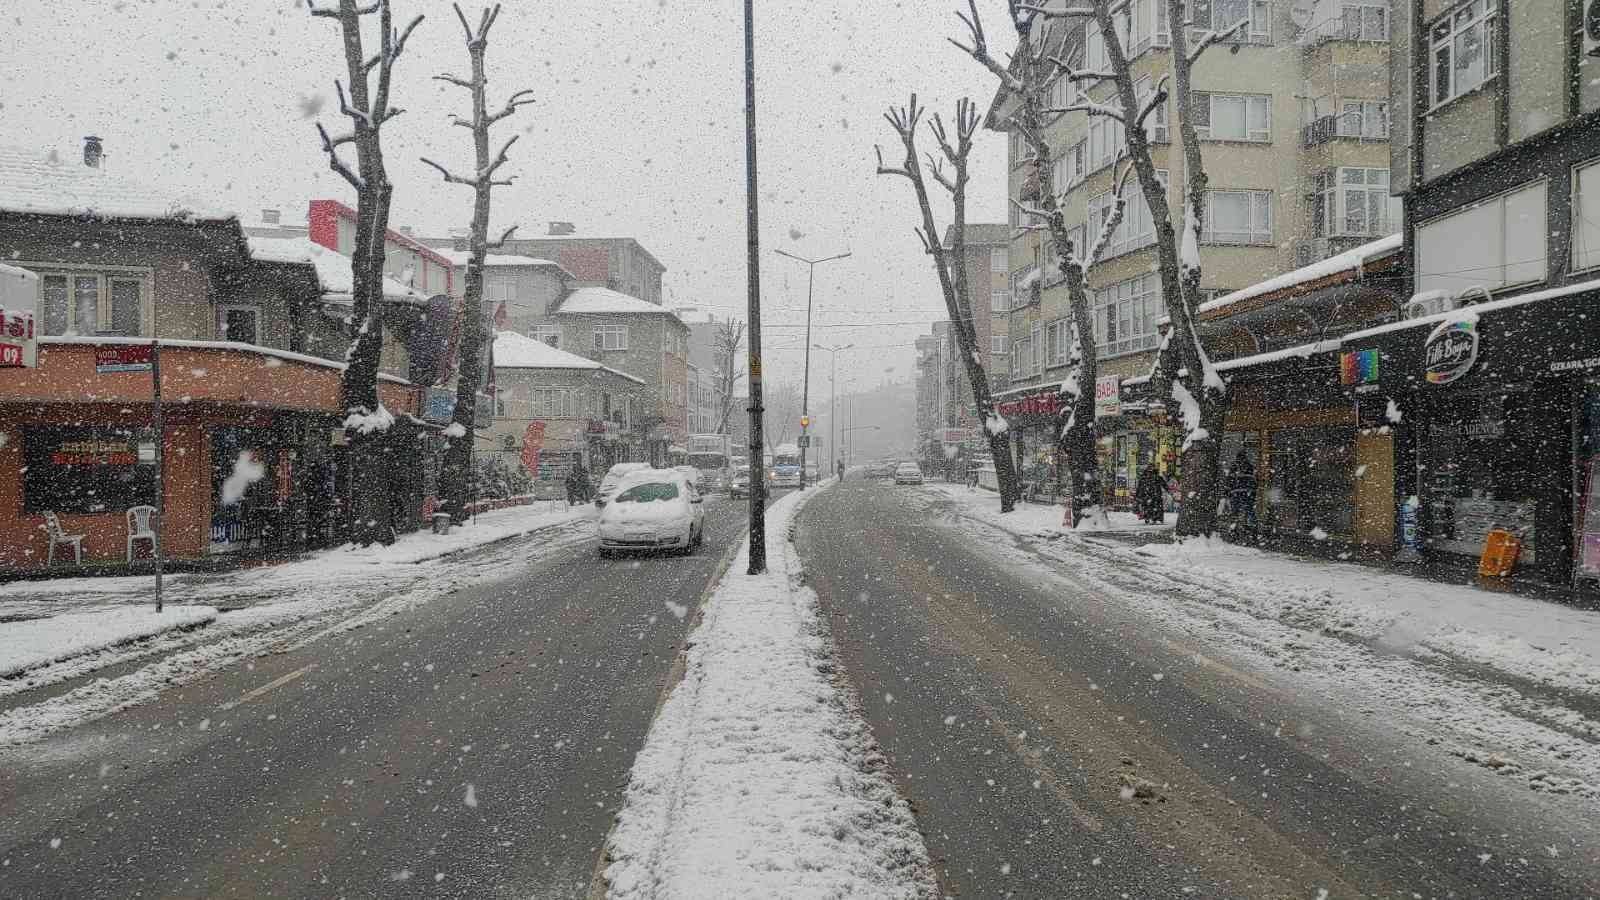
xmin=774 ymin=248 xmax=849 ymax=488
xmin=743 ymin=0 xmax=766 ymax=574
xmin=813 ymin=342 xmax=852 ymax=476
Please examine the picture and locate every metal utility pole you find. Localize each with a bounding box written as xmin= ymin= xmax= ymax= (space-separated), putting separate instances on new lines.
xmin=813 ymin=343 xmax=852 ymax=475
xmin=743 ymin=0 xmax=767 ymax=574
xmin=775 ymin=248 xmax=849 ymax=489
xmin=151 ymin=337 xmax=164 ymax=613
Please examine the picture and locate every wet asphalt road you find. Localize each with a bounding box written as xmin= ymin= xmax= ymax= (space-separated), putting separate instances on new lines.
xmin=0 ymin=493 xmax=767 ymax=899
xmin=796 ymin=478 xmax=1599 ymax=899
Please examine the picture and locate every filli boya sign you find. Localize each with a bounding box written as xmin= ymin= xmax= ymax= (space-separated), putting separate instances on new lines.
xmin=1423 ymin=319 xmax=1479 ymax=385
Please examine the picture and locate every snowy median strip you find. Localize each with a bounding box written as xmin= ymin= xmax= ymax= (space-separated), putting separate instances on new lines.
xmin=0 ymin=606 xmax=217 ymax=679
xmin=603 ymin=487 xmax=938 ymax=900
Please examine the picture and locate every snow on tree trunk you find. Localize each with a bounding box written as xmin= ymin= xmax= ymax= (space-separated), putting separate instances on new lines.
xmin=423 ymin=3 xmax=535 ymax=524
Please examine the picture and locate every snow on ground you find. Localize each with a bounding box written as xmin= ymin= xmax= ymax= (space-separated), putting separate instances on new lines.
xmin=920 ymin=483 xmax=1600 ymax=803
xmin=0 ymin=606 xmax=216 ymax=678
xmin=604 ymin=487 xmax=937 ymax=900
xmin=0 ymin=503 xmax=593 ymax=747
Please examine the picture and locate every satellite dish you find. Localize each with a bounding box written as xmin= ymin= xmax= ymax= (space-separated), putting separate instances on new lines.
xmin=1289 ymin=0 xmax=1315 ymax=30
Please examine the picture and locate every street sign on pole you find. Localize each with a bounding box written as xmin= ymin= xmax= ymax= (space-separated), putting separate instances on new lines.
xmin=797 ymin=434 xmax=811 ymax=448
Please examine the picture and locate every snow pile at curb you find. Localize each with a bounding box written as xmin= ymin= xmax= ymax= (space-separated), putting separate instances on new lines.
xmin=604 ymin=488 xmax=937 ymax=900
xmin=0 ymin=606 xmax=217 ymax=678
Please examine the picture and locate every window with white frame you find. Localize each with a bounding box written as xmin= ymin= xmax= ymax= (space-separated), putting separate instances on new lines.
xmin=1339 ymin=1 xmax=1389 ymax=41
xmin=1415 ymin=180 xmax=1546 ymax=295
xmin=1134 ymin=77 xmax=1169 ymax=144
xmin=1339 ymin=99 xmax=1388 ymax=138
xmin=1128 ymin=0 xmax=1170 ymax=55
xmin=1088 ymin=170 xmax=1163 ymax=259
xmin=1029 ymin=323 xmax=1043 ymax=375
xmin=593 ymin=323 xmax=627 ymax=351
xmin=1193 ymin=0 xmax=1270 ymax=43
xmin=35 ymin=270 xmax=144 ymax=337
xmin=1010 ymin=338 xmax=1030 ymax=380
xmin=1084 ymin=20 xmax=1108 ymax=72
xmin=529 ymin=323 xmax=560 ymax=347
xmin=991 ymin=288 xmax=1012 ymax=314
xmin=1203 ymin=190 xmax=1274 ymax=244
xmin=1193 ymin=92 xmax=1271 ymax=142
xmin=1047 ymin=70 xmax=1077 ymax=115
xmin=1313 ymin=168 xmax=1401 ymax=238
xmin=1009 ymin=127 xmax=1027 ymax=165
xmin=990 ymin=247 xmax=1008 ymax=273
xmin=484 ymin=274 xmax=517 ymax=303
xmin=1429 ymin=0 xmax=1499 ymax=109
xmin=1573 ymin=159 xmax=1600 ymax=272
xmin=1093 ymin=273 xmax=1160 ymax=357
xmin=530 ymin=388 xmax=580 ymax=418
xmin=1087 ymin=113 xmax=1126 ymax=172
xmin=992 ymin=334 xmax=1009 ymax=355
xmin=1045 ymin=319 xmax=1071 ymax=367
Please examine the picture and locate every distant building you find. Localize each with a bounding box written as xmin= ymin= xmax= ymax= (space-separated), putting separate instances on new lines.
xmin=421 ymin=222 xmax=665 ymax=305
xmin=434 ymin=250 xmax=572 ymax=335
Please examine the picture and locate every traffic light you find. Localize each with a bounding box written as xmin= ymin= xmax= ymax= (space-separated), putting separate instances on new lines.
xmin=800 ymin=415 xmax=810 ymax=429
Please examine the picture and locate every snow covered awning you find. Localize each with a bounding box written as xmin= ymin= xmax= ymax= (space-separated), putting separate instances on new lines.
xmin=245 ymin=236 xmax=429 ymax=306
xmin=1198 ymin=234 xmax=1403 ymax=320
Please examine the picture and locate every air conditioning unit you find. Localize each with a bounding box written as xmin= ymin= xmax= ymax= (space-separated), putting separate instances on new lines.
xmin=1587 ymin=0 xmax=1600 ymax=58
xmin=1404 ymin=289 xmax=1457 ymax=320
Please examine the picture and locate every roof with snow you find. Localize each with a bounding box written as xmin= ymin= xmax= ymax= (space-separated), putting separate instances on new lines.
xmin=0 ymin=145 xmax=231 ymax=222
xmin=492 ymin=330 xmax=645 ymax=384
xmin=942 ymin=223 xmax=1012 ymax=247
xmin=245 ymin=236 xmax=429 ymax=304
xmin=437 ymin=249 xmax=568 ymax=273
xmin=1198 ymin=233 xmax=1403 ymax=318
xmin=555 ymin=287 xmax=682 ymax=321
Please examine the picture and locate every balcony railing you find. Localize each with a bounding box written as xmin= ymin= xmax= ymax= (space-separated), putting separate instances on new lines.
xmin=1302 ymin=114 xmax=1386 ymax=147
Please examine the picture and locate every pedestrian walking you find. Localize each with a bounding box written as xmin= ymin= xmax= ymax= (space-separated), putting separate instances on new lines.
xmin=566 ymin=460 xmax=589 ymax=505
xmin=1228 ymin=450 xmax=1257 ymax=531
xmin=836 ymin=459 xmax=846 ymax=481
xmin=1135 ymin=463 xmax=1165 ymax=524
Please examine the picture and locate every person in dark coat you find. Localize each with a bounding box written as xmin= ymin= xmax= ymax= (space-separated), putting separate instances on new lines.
xmin=1228 ymin=450 xmax=1257 ymax=528
xmin=566 ymin=460 xmax=589 ymax=504
xmin=1135 ymin=463 xmax=1165 ymax=524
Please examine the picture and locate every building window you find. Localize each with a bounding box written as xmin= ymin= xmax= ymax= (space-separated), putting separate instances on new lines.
xmin=1030 ymin=323 xmax=1043 ymax=375
xmin=1093 ymin=273 xmax=1161 ymax=358
xmin=1194 ymin=0 xmax=1270 ymax=43
xmin=991 ymin=289 xmax=1012 ymax=314
xmin=1339 ymin=100 xmax=1389 ymax=138
xmin=484 ymin=275 xmax=516 ymax=303
xmin=992 ymin=334 xmax=1009 ymax=355
xmin=1045 ymin=319 xmax=1072 ymax=368
xmin=219 ymin=306 xmax=260 ymax=344
xmin=1203 ymin=190 xmax=1274 ymax=244
xmin=1313 ymin=168 xmax=1400 ymax=238
xmin=1010 ymin=337 xmax=1031 ymax=381
xmin=1573 ymin=159 xmax=1600 ymax=273
xmin=530 ymin=324 xmax=560 ymax=347
xmin=1128 ymin=0 xmax=1170 ymax=55
xmin=1088 ymin=170 xmax=1163 ymax=259
xmin=1009 ymin=127 xmax=1027 ymax=166
xmin=1416 ymin=180 xmax=1546 ymax=295
xmin=531 ymin=388 xmax=579 ymax=418
xmin=1340 ymin=1 xmax=1389 ymax=41
xmin=1429 ymin=0 xmax=1500 ymax=109
xmin=1135 ymin=77 xmax=1169 ymax=144
xmin=36 ymin=271 xmax=144 ymax=337
xmin=1193 ymin=92 xmax=1271 ymax=142
xmin=1087 ymin=114 xmax=1126 ymax=173
xmin=1047 ymin=69 xmax=1078 ymax=115
xmin=593 ymin=324 xmax=627 ymax=351
xmin=990 ymin=247 xmax=1008 ymax=273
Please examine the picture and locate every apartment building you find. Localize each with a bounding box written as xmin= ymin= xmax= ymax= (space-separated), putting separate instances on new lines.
xmin=427 ymin=222 xmax=666 ymax=305
xmin=988 ymin=0 xmax=1397 ymax=492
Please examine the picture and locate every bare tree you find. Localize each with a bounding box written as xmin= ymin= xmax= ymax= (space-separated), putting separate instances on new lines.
xmin=311 ymin=0 xmax=424 ymax=545
xmin=876 ymin=95 xmax=1021 ymax=512
xmin=951 ymin=1 xmax=1136 ymax=527
xmin=763 ymin=381 xmax=803 ymax=449
xmin=713 ymin=318 xmax=748 ymax=435
xmin=419 ymin=2 xmax=535 ymax=523
xmin=961 ymin=0 xmax=1243 ymax=536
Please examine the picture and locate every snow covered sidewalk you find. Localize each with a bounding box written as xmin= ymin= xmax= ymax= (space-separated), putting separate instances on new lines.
xmin=925 ymin=483 xmax=1600 ymax=701
xmin=0 ymin=606 xmax=217 ymax=679
xmin=603 ymin=487 xmax=937 ymax=900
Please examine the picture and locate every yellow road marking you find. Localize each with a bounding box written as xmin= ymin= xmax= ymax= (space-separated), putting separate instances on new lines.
xmin=218 ymin=663 xmax=317 ymax=711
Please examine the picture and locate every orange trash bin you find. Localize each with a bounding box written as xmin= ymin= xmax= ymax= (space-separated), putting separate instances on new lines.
xmin=1477 ymin=529 xmax=1523 ymax=578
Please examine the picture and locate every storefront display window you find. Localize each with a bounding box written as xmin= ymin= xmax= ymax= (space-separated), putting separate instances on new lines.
xmin=1263 ymin=427 xmax=1355 ymax=536
xmin=22 ymin=426 xmax=157 ymax=513
xmin=1421 ymin=391 xmax=1547 ymax=563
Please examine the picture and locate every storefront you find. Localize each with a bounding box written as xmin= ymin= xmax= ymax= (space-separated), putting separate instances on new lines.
xmin=993 ymin=386 xmax=1062 ymax=500
xmin=1099 ymin=378 xmax=1178 ymax=512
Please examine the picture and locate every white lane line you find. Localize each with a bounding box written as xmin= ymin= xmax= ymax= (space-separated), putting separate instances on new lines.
xmin=218 ymin=663 xmax=317 ymax=711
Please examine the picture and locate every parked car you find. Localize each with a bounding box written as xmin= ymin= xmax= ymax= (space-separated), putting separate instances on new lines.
xmin=594 ymin=462 xmax=653 ymax=510
xmin=596 ymin=469 xmax=704 ymax=557
xmin=870 ymin=459 xmax=898 ymax=479
xmin=893 ymin=461 xmax=924 ymax=485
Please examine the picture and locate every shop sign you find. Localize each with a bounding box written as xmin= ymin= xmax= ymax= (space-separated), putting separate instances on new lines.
xmin=22 ymin=426 xmax=157 ymax=513
xmin=1339 ymin=348 xmax=1379 ymax=385
xmin=995 ymin=389 xmax=1060 ymax=421
xmin=939 ymin=427 xmax=976 ymax=444
xmin=1422 ymin=319 xmax=1478 ymax=385
xmin=1551 ymin=356 xmax=1600 ymax=374
xmin=1093 ymin=376 xmax=1121 ymax=419
xmin=422 ymin=387 xmax=456 ymax=424
xmin=0 ymin=307 xmax=36 ymax=368
xmin=95 ymin=344 xmax=153 ymax=374
xmin=521 ymin=421 xmax=546 ymax=473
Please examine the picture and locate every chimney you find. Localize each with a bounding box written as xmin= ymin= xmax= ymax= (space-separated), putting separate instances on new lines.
xmin=83 ymin=136 xmax=103 ymax=168
xmin=548 ymin=221 xmax=575 ymax=236
xmin=261 ymin=208 xmax=281 ymax=225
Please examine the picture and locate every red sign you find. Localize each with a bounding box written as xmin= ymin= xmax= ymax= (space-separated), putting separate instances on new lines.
xmin=521 ymin=421 xmax=547 ymax=473
xmin=95 ymin=344 xmax=153 ymax=373
xmin=996 ymin=389 xmax=1060 ymax=419
xmin=0 ymin=308 xmax=35 ymax=367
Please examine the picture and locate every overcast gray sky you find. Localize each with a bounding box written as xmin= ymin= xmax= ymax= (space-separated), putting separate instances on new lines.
xmin=3 ymin=0 xmax=1015 ymax=390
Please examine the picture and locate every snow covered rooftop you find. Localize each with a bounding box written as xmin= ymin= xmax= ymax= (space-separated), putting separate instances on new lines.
xmin=0 ymin=145 xmax=231 ymax=222
xmin=493 ymin=330 xmax=645 ymax=383
xmin=1198 ymin=233 xmax=1403 ymax=317
xmin=245 ymin=236 xmax=428 ymax=304
xmin=436 ymin=249 xmax=565 ymax=271
xmin=555 ymin=287 xmax=681 ymax=319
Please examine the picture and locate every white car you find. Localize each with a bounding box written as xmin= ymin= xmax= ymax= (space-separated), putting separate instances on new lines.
xmin=596 ymin=470 xmax=705 ymax=556
xmin=893 ymin=462 xmax=924 ymax=485
xmin=594 ymin=462 xmax=653 ymax=510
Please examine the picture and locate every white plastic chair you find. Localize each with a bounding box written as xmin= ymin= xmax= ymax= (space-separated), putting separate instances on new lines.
xmin=127 ymin=505 xmax=157 ymax=562
xmin=43 ymin=511 xmax=85 ymax=566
